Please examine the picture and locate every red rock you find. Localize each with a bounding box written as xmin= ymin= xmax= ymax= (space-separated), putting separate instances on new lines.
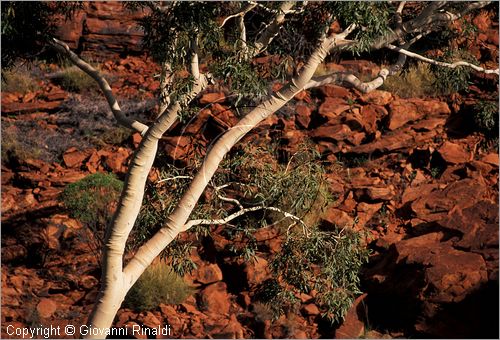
xmin=219 ymin=314 xmax=245 ymax=338
xmin=49 ymin=170 xmax=86 ymax=186
xmin=411 ymin=117 xmax=446 ymax=131
xmin=402 ymin=183 xmax=438 ymax=205
xmin=340 ymin=60 xmax=380 ymax=78
xmin=310 ymin=124 xmax=352 ymax=142
xmin=195 ymin=263 xmax=223 ymax=284
xmin=441 ymin=200 xmax=498 ymax=250
xmin=199 ymin=282 xmax=231 ymax=315
xmin=294 ymin=90 xmax=310 ymax=102
xmin=54 ymin=10 xmax=87 ymax=49
xmin=79 ymin=275 xmax=99 ymax=290
xmin=295 ymin=104 xmax=312 ymax=128
xmin=105 ymin=147 xmax=130 ymax=173
xmin=336 ymin=294 xmax=367 ymax=339
xmin=395 ymin=235 xmax=488 ymax=304
xmin=438 ymin=141 xmax=470 ymax=164
xmin=360 ymin=90 xmax=393 ymax=106
xmin=63 ymin=149 xmax=88 ymax=168
xmin=22 ymin=92 xmax=37 ymax=103
xmin=360 ymin=104 xmax=386 ymax=133
xmin=388 ymin=99 xmax=450 ymax=130
xmin=473 ymin=11 xmax=491 ymax=31
xmin=481 ymin=153 xmax=499 ymax=166
xmin=37 ymin=298 xmax=57 ymax=318
xmin=200 ymin=92 xmax=225 ymax=105
xmin=354 ymin=186 xmax=394 ymax=202
xmin=1 ymin=245 xmax=27 ymax=262
xmin=349 ymin=129 xmax=416 ymax=154
xmin=140 ymin=311 xmax=162 ymax=329
xmin=301 ymin=303 xmax=320 ymax=316
xmin=131 ymin=132 xmax=142 ymax=147
xmin=244 ymin=256 xmax=270 ymax=287
xmin=319 ymin=84 xmax=352 ymax=98
xmin=1 ymin=100 xmax=63 ymax=114
xmin=411 ymin=178 xmax=488 ymax=223
xmin=322 ymin=208 xmax=354 ymax=228
xmin=318 ymin=97 xmax=350 ymax=117
xmin=387 ymin=100 xmax=424 ymax=130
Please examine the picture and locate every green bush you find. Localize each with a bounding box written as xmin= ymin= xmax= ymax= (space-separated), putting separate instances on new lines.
xmin=432 ymin=49 xmax=473 ymax=95
xmin=267 ymin=227 xmax=370 ymax=323
xmin=473 ymin=100 xmax=499 ymax=137
xmin=60 ymin=173 xmax=123 ymax=259
xmin=124 ymin=262 xmax=193 ymax=311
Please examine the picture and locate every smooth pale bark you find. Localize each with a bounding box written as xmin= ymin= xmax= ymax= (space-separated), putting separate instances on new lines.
xmin=85 ymin=102 xmax=181 ymax=335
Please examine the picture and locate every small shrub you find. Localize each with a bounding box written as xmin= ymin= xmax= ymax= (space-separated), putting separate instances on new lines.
xmin=60 ymin=173 xmax=123 ymax=261
xmin=57 ymin=66 xmax=98 ymax=93
xmin=473 ymin=100 xmax=499 ymax=137
xmin=268 ymin=227 xmax=370 ymax=323
xmin=1 ymin=66 xmax=39 ymax=94
xmin=124 ymin=262 xmax=193 ymax=311
xmin=382 ymin=62 xmax=436 ymax=98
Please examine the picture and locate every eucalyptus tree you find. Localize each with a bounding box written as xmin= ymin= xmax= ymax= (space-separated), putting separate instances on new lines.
xmin=7 ymin=1 xmax=498 ymax=336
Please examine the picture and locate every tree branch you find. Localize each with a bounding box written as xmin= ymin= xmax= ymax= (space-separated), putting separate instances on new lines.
xmin=220 ymin=2 xmax=257 ymax=27
xmin=123 ymin=24 xmax=355 ymax=285
xmin=386 ymin=44 xmax=500 ymax=75
xmin=182 ymin=205 xmax=308 ymax=232
xmin=50 ymin=38 xmax=149 ymax=135
xmin=252 ymin=2 xmax=295 ymax=57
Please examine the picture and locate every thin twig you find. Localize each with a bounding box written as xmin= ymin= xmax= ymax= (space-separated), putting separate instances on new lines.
xmin=386 ymin=44 xmax=500 ymax=75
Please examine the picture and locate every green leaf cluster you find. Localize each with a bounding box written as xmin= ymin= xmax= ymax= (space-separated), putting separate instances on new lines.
xmin=60 ymin=172 xmax=123 ymax=241
xmin=269 ymin=228 xmax=370 ymax=323
xmin=327 ymin=2 xmax=393 ymax=54
xmin=473 ymin=100 xmax=499 ymax=137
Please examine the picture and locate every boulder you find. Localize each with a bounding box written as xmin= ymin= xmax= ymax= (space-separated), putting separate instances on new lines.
xmin=199 ymin=282 xmax=231 ymax=315
xmin=37 ymin=298 xmax=57 ymax=318
xmin=438 ymin=141 xmax=470 ymax=164
xmin=195 ymin=263 xmax=223 ymax=285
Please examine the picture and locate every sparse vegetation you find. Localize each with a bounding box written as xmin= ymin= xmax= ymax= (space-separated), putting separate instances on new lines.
xmin=1 ymin=66 xmax=40 ymax=94
xmin=56 ymin=66 xmax=99 ymax=93
xmin=1 ymin=123 xmax=44 ymax=165
xmin=124 ymin=262 xmax=193 ymax=311
xmin=383 ymin=62 xmax=436 ymax=98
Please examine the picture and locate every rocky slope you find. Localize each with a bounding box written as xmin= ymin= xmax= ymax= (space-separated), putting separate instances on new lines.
xmin=2 ymin=5 xmax=499 ymax=340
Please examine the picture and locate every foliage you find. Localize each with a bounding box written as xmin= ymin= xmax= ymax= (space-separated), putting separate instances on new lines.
xmin=383 ymin=62 xmax=436 ymax=98
xmin=327 ymin=2 xmax=393 ymax=54
xmin=131 ymin=143 xmax=332 ymax=272
xmin=124 ymin=262 xmax=193 ymax=311
xmin=60 ymin=173 xmax=123 ymax=261
xmin=268 ymin=227 xmax=370 ymax=323
xmin=432 ymin=49 xmax=473 ymax=95
xmin=1 ymin=66 xmax=40 ymax=94
xmin=1 ymin=2 xmax=83 ymax=69
xmin=473 ymin=100 xmax=499 ymax=137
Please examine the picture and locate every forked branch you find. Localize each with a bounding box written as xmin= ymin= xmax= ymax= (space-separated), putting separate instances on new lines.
xmin=50 ymin=38 xmax=149 ymax=135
